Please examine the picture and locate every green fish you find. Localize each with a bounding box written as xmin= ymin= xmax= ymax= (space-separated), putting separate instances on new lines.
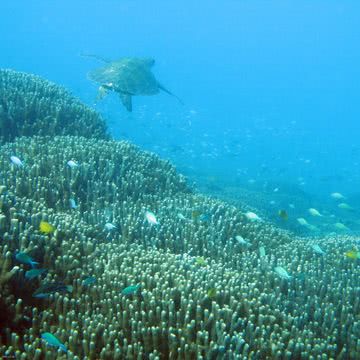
xmin=33 ymin=282 xmax=73 ymax=298
xmin=25 ymin=268 xmax=47 ymax=280
xmin=15 ymin=252 xmax=39 ymax=268
xmin=82 ymin=276 xmax=96 ymax=286
xmin=278 ymin=209 xmax=288 ymax=221
xmin=207 ymin=288 xmax=217 ymax=299
xmin=121 ymin=284 xmax=140 ymax=296
xmin=41 ymin=332 xmax=67 ymax=352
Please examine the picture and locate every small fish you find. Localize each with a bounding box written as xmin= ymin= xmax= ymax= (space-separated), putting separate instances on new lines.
xmin=278 ymin=210 xmax=288 ymax=221
xmin=145 ymin=211 xmax=159 ymax=225
xmin=195 ymin=256 xmax=207 ymax=267
xmin=274 ymin=266 xmax=292 ymax=280
xmin=82 ymin=276 xmax=96 ymax=286
xmin=25 ymin=268 xmax=47 ymax=280
xmin=104 ymin=222 xmax=116 ymax=231
xmin=334 ymin=222 xmax=349 ymax=231
xmin=177 ymin=213 xmax=187 ymax=220
xmin=67 ymin=160 xmax=78 ymax=168
xmin=69 ymin=198 xmax=77 ymax=209
xmin=330 ymin=192 xmax=345 ymax=200
xmin=39 ymin=221 xmax=55 ymax=234
xmin=33 ymin=282 xmax=73 ymax=298
xmin=338 ymin=203 xmax=353 ymax=211
xmin=10 ymin=156 xmax=23 ymax=167
xmin=344 ymin=250 xmax=360 ymax=260
xmin=308 ymin=208 xmax=322 ymax=217
xmin=259 ymin=246 xmax=266 ymax=258
xmin=199 ymin=213 xmax=211 ymax=222
xmin=297 ymin=218 xmax=309 ymax=226
xmin=191 ymin=210 xmax=201 ymax=220
xmin=41 ymin=332 xmax=67 ymax=353
xmin=311 ymin=244 xmax=325 ymax=256
xmin=15 ymin=252 xmax=39 ymax=268
xmin=121 ymin=284 xmax=140 ymax=296
xmin=245 ymin=211 xmax=261 ymax=221
xmin=207 ymin=288 xmax=217 ymax=299
xmin=235 ymin=235 xmax=250 ymax=246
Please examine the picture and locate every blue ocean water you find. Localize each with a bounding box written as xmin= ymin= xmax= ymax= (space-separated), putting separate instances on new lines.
xmin=1 ymin=1 xmax=359 ymax=235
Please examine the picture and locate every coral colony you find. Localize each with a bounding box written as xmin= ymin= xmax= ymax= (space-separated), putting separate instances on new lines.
xmin=0 ymin=70 xmax=359 ymax=358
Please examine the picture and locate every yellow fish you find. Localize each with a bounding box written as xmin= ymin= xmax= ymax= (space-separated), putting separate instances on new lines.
xmin=39 ymin=221 xmax=55 ymax=234
xmin=345 ymin=250 xmax=360 ymax=260
xmin=195 ymin=256 xmax=207 ymax=267
xmin=207 ymin=288 xmax=217 ymax=299
xmin=278 ymin=210 xmax=288 ymax=221
xmin=192 ymin=210 xmax=201 ymax=220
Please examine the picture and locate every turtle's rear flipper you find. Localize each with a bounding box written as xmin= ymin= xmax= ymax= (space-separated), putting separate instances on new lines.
xmin=158 ymin=83 xmax=184 ymax=105
xmin=119 ymin=93 xmax=132 ymax=112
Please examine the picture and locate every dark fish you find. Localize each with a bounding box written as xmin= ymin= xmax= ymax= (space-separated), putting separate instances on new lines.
xmin=82 ymin=276 xmax=96 ymax=286
xmin=15 ymin=252 xmax=39 ymax=268
xmin=121 ymin=284 xmax=140 ymax=296
xmin=278 ymin=210 xmax=289 ymax=221
xmin=199 ymin=213 xmax=211 ymax=222
xmin=192 ymin=210 xmax=201 ymax=220
xmin=33 ymin=282 xmax=73 ymax=298
xmin=25 ymin=268 xmax=47 ymax=280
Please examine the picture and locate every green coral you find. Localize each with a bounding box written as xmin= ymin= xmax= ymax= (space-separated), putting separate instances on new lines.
xmin=0 ymin=69 xmax=109 ymax=143
xmin=0 ymin=136 xmax=359 ymax=359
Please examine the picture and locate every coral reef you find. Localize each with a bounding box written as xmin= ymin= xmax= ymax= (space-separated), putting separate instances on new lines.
xmin=0 ymin=136 xmax=359 ymax=359
xmin=0 ymin=69 xmax=109 ymax=143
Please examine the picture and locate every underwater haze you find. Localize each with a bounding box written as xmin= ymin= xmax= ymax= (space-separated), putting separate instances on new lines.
xmin=3 ymin=2 xmax=360 ymax=359
xmin=1 ymin=0 xmax=360 ymax=235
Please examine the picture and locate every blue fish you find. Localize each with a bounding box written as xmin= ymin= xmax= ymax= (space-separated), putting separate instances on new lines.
xmin=69 ymin=198 xmax=77 ymax=209
xmin=82 ymin=276 xmax=96 ymax=286
xmin=33 ymin=282 xmax=73 ymax=298
xmin=41 ymin=332 xmax=67 ymax=352
xmin=25 ymin=268 xmax=47 ymax=280
xmin=15 ymin=252 xmax=39 ymax=268
xmin=121 ymin=284 xmax=140 ymax=296
xmin=199 ymin=213 xmax=211 ymax=222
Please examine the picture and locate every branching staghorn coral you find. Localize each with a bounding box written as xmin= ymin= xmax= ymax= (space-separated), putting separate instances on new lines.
xmin=0 ymin=69 xmax=109 ymax=143
xmin=0 ymin=136 xmax=359 ymax=359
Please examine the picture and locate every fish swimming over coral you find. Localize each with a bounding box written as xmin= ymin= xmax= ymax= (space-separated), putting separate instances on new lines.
xmin=25 ymin=268 xmax=47 ymax=280
xmin=104 ymin=222 xmax=117 ymax=231
xmin=41 ymin=332 xmax=67 ymax=352
xmin=39 ymin=221 xmax=55 ymax=234
xmin=10 ymin=155 xmax=23 ymax=167
xmin=274 ymin=266 xmax=292 ymax=280
xmin=145 ymin=211 xmax=159 ymax=225
xmin=245 ymin=211 xmax=262 ymax=221
xmin=15 ymin=252 xmax=39 ymax=268
xmin=344 ymin=249 xmax=360 ymax=260
xmin=82 ymin=276 xmax=96 ymax=286
xmin=84 ymin=54 xmax=182 ymax=111
xmin=278 ymin=209 xmax=288 ymax=221
xmin=121 ymin=284 xmax=140 ymax=296
xmin=33 ymin=282 xmax=73 ymax=298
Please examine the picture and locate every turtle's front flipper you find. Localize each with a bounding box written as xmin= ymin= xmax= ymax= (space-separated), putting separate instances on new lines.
xmin=158 ymin=83 xmax=184 ymax=105
xmin=119 ymin=93 xmax=132 ymax=112
xmin=96 ymin=85 xmax=109 ymax=101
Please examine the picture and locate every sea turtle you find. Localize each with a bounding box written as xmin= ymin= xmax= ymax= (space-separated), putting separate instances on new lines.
xmin=84 ymin=54 xmax=182 ymax=112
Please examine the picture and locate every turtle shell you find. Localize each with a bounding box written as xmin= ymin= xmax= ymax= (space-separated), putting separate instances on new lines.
xmin=88 ymin=57 xmax=160 ymax=96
